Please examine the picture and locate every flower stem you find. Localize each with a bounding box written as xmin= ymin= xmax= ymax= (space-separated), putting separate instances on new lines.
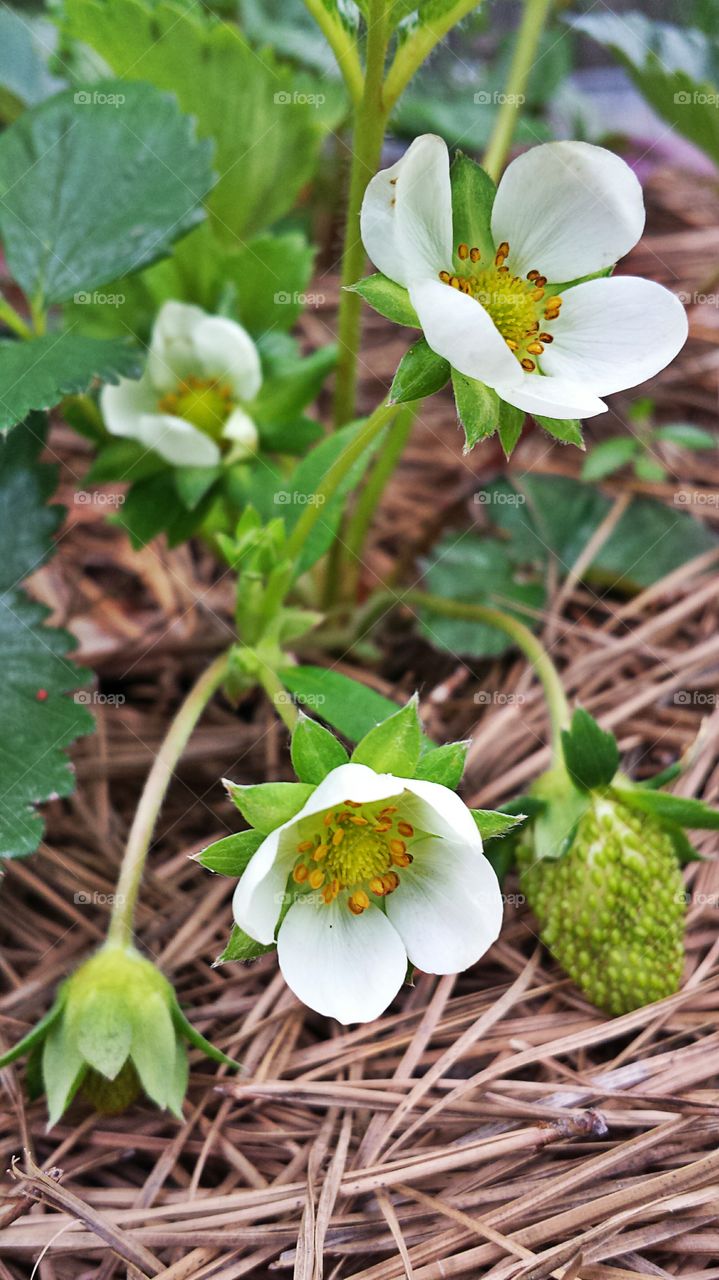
xmin=285 ymin=399 xmax=398 ymax=563
xmin=257 ymin=663 xmax=298 ymax=732
xmin=0 ymin=294 xmax=32 ymax=340
xmin=107 ymin=652 xmax=230 ymax=947
xmin=383 ymin=0 xmax=484 ymax=111
xmin=340 ymin=401 xmax=416 ymax=598
xmin=332 ymin=0 xmax=391 ymax=427
xmin=402 ymin=589 xmax=571 ymax=753
xmin=482 ymin=0 xmax=554 ymax=182
xmin=301 ymin=0 xmax=364 ymax=104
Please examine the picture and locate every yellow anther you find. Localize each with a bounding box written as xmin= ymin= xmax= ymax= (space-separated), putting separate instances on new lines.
xmin=382 ymin=872 xmax=400 ymax=893
xmin=530 ymin=287 xmax=545 ymax=302
xmin=297 ymin=840 xmax=314 ymax=853
xmin=389 ymin=838 xmax=406 ymax=857
xmin=505 ymin=338 xmax=518 ymax=351
xmin=397 ymin=821 xmax=413 ymax=837
xmin=469 ymin=246 xmax=480 ymax=262
xmin=332 ymin=828 xmax=345 ymax=846
xmin=449 ymin=276 xmax=460 ymax=289
xmin=309 ymin=868 xmax=325 ymax=890
xmin=527 ymin=342 xmax=544 ymax=355
xmin=458 ymin=243 xmax=469 ymax=259
xmin=521 ymin=358 xmax=536 ymax=372
xmin=380 ymin=806 xmax=398 ymax=815
xmin=539 ymin=332 xmax=554 ymax=343
xmin=313 ymin=843 xmax=329 ymax=861
xmin=293 ymin=864 xmax=308 ymax=883
xmin=439 ymin=270 xmax=451 ymax=283
xmin=369 ymin=876 xmax=386 ymax=896
xmin=545 ymin=295 xmax=562 ymax=308
xmin=323 ymin=811 xmax=335 ymax=827
xmin=526 ymin=269 xmax=539 ymax=281
xmin=391 ymin=850 xmax=412 ymax=868
xmin=350 ymin=815 xmax=369 ymax=826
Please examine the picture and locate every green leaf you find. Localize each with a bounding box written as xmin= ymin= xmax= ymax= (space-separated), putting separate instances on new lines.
xmin=654 ymin=423 xmax=716 ymax=450
xmin=280 ymin=666 xmax=404 ymax=744
xmin=633 ymin=453 xmax=666 ymax=483
xmin=73 ymin=991 xmax=132 ymax=1080
xmin=0 ymin=10 xmax=64 ymax=123
xmin=390 ymin=339 xmax=450 ymax=404
xmin=224 ymin=780 xmax=314 ymax=834
xmin=614 ymin=786 xmax=719 ymax=831
xmin=130 ymin=993 xmax=177 ymax=1109
xmin=170 ymin=995 xmax=241 ymax=1065
xmin=449 ymin=150 xmax=496 ymax=264
xmin=84 ymin=438 xmax=166 ymax=486
xmin=0 ymin=417 xmax=94 ymax=858
xmin=43 ymin=1017 xmax=86 ymax=1127
xmin=348 ymin=274 xmax=420 ymax=328
xmin=452 ymin=371 xmax=500 ymax=450
xmin=0 ymin=335 xmax=139 ymax=433
xmin=581 ymin=437 xmax=638 ymax=482
xmin=291 ymin=713 xmax=349 ymax=785
xmin=561 ymin=708 xmax=620 ymax=791
xmin=534 ymin=415 xmax=584 ymax=447
xmin=253 ymin=346 xmax=336 ymax=427
xmin=65 ymin=0 xmax=334 ymax=245
xmin=0 ymin=80 xmax=212 ymax=306
xmin=497 ymin=401 xmax=525 ymax=458
xmin=351 ymin=696 xmax=422 ymax=776
xmin=415 ymin=741 xmax=469 ymax=789
xmin=472 ymin=809 xmax=527 ymax=840
xmin=196 ymin=829 xmax=264 ymax=875
xmin=215 ymin=925 xmax=275 ymax=964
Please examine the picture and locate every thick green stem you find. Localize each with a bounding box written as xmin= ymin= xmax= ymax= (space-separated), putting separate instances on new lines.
xmin=384 ymin=0 xmax=483 ymax=111
xmin=301 ymin=0 xmax=364 ymax=104
xmin=286 ymin=399 xmax=398 ymax=563
xmin=402 ymin=590 xmax=571 ymax=753
xmin=482 ymin=0 xmax=554 ymax=181
xmin=332 ymin=0 xmax=391 ymax=426
xmin=341 ymin=401 xmax=416 ymax=597
xmin=107 ymin=652 xmax=230 ymax=947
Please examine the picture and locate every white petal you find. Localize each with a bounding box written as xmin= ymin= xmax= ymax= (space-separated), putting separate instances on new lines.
xmin=101 ymin=376 xmax=156 ymax=438
xmin=134 ymin=413 xmax=220 ymax=467
xmin=360 ymin=134 xmax=453 ymax=287
xmin=223 ymin=407 xmax=259 ymax=460
xmin=539 ymin=277 xmax=689 ymax=396
xmin=233 ymin=828 xmax=289 ymax=945
xmin=288 ymin=762 xmax=406 ymax=821
xmin=192 ymin=316 xmax=262 ymax=400
xmin=277 ymin=899 xmax=407 ymax=1023
xmin=491 ymin=142 xmax=645 ymax=282
xmin=386 ymin=838 xmax=502 ymax=974
xmin=402 ymin=777 xmax=484 ymax=849
xmin=147 ymin=301 xmax=207 ymax=392
xmin=409 ymin=279 xmax=522 ymax=388
xmin=494 ymin=372 xmax=607 ymax=420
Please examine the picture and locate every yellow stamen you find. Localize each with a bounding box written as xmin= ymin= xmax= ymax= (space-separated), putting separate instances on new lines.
xmin=313 ymin=843 xmax=329 ymax=861
xmin=309 ymin=868 xmax=324 ymax=890
xmin=458 ymin=243 xmax=469 ymax=259
xmin=539 ymin=332 xmax=554 ymax=343
xmin=293 ymin=864 xmax=308 ymax=883
xmin=527 ymin=342 xmax=544 ymax=355
xmin=332 ymin=828 xmax=345 ymax=846
xmin=297 ymin=840 xmax=314 ymax=853
xmin=521 ymin=358 xmax=536 ymax=372
xmin=397 ymin=821 xmax=413 ymax=837
xmin=470 ymin=246 xmax=480 ymax=262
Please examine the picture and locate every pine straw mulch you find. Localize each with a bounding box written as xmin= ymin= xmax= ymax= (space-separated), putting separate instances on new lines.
xmin=1 ymin=165 xmax=719 ymax=1280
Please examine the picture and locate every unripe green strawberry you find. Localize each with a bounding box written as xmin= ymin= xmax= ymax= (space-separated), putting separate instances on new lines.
xmin=83 ymin=1060 xmax=141 ymax=1114
xmin=518 ymin=794 xmax=685 ymax=1015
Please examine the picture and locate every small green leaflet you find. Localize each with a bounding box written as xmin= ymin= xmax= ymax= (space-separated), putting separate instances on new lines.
xmin=0 ymin=416 xmax=94 ymax=857
xmin=561 ymin=708 xmax=620 ymax=792
xmin=351 ymin=697 xmax=422 ymax=776
xmin=0 ymin=334 xmax=139 ymax=433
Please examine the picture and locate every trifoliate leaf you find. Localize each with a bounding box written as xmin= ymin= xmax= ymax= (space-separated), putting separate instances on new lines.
xmin=390 ymin=339 xmax=450 ymax=404
xmin=561 ymin=708 xmax=620 ymax=791
xmin=195 ymin=829 xmax=264 ymax=876
xmin=471 ymin=809 xmax=527 ymax=840
xmin=215 ymin=925 xmax=275 ymax=964
xmin=0 ymin=335 xmax=139 ymax=433
xmin=449 ymin=150 xmax=496 ymax=263
xmin=348 ymin=274 xmax=420 ymax=328
xmin=224 ymin=780 xmax=314 ymax=834
xmin=614 ymin=786 xmax=719 ymax=830
xmin=0 ymin=417 xmax=94 ymax=858
xmin=351 ymin=696 xmax=422 ymax=776
xmin=0 ymin=80 xmax=212 ymax=306
xmin=291 ymin=713 xmax=349 ymax=785
xmin=415 ymin=741 xmax=469 ymax=789
xmin=452 ymin=371 xmax=500 ymax=450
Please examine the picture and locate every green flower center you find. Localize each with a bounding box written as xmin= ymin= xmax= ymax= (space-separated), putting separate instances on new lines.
xmin=158 ymin=375 xmax=234 ymax=442
xmin=290 ymin=800 xmax=418 ymax=915
xmin=439 ymin=240 xmax=563 ymax=372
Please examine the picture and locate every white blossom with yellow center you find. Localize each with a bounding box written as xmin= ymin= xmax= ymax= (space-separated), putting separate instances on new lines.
xmin=360 ymin=135 xmax=688 ymax=419
xmin=232 ymin=763 xmax=502 ymax=1023
xmin=101 ymin=301 xmax=261 ymax=467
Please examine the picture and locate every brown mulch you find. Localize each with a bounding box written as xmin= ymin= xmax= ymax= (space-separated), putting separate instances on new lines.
xmin=1 ymin=165 xmax=719 ymax=1279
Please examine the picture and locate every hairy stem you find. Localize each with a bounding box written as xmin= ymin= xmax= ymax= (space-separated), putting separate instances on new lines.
xmin=301 ymin=0 xmax=364 ymax=104
xmin=383 ymin=0 xmax=483 ymax=110
xmin=482 ymin=0 xmax=554 ymax=181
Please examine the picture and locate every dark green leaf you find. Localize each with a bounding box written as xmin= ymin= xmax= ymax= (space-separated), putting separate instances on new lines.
xmin=280 ymin=666 xmax=402 ymax=743
xmin=351 ymin=696 xmax=422 ymax=776
xmin=0 ymin=335 xmax=138 ymax=433
xmin=561 ymin=708 xmax=620 ymax=791
xmin=390 ymin=339 xmax=450 ymax=404
xmin=415 ymin=741 xmax=468 ymax=789
xmin=452 ymin=371 xmax=500 ymax=449
xmin=224 ymin=780 xmax=314 ymax=833
xmin=196 ymin=829 xmax=264 ymax=875
xmin=0 ymin=417 xmax=94 ymax=858
xmin=215 ymin=925 xmax=275 ymax=964
xmin=348 ymin=274 xmax=420 ymax=328
xmin=291 ymin=713 xmax=349 ymax=785
xmin=0 ymin=80 xmax=212 ymax=305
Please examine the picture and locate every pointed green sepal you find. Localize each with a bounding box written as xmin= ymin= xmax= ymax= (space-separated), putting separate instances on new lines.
xmin=613 ymin=785 xmax=719 ymax=830
xmin=291 ymin=713 xmax=349 ymax=785
xmin=214 ymin=924 xmax=275 ymax=966
xmin=561 ymin=708 xmax=620 ymax=791
xmin=347 ymin=274 xmax=420 ymax=328
xmin=471 ymin=809 xmax=527 ymax=840
xmin=170 ymin=996 xmax=241 ymax=1069
xmin=351 ymin=695 xmax=422 ymax=776
xmin=223 ymin=780 xmax=314 ymax=833
xmin=414 ymin=741 xmax=469 ymax=789
xmin=0 ymin=994 xmax=65 ymax=1070
xmin=195 ymin=829 xmax=264 ymax=875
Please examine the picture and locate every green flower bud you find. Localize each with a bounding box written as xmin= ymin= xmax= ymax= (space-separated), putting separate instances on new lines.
xmin=0 ymin=944 xmax=238 ymax=1127
xmin=518 ymin=794 xmax=685 ymax=1015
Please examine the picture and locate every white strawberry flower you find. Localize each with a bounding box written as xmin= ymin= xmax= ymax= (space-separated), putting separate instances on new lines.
xmin=233 ymin=762 xmax=502 ymax=1024
xmin=101 ymin=301 xmax=261 ymax=467
xmin=360 ymin=135 xmax=688 ymax=419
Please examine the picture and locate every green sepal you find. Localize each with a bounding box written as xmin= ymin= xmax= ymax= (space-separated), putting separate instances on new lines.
xmin=166 ymin=1041 xmax=189 ymax=1121
xmin=613 ymin=785 xmax=719 ymax=830
xmin=531 ymin=770 xmax=591 ymax=861
xmin=43 ymin=1017 xmax=86 ymax=1128
xmin=449 ymin=150 xmax=496 ymax=264
xmin=130 ymin=993 xmax=177 ymax=1110
xmin=638 ymin=762 xmax=682 ymax=790
xmin=214 ymin=925 xmax=275 ymax=966
xmin=452 ymin=370 xmax=499 ymax=450
xmin=390 ymin=339 xmax=450 ymax=404
xmin=471 ymin=809 xmax=527 ymax=840
xmin=534 ymin=415 xmax=584 ymax=447
xmin=561 ymin=708 xmax=620 ymax=791
xmin=351 ymin=695 xmax=422 ymax=777
xmin=223 ymin=780 xmax=314 ymax=834
xmin=291 ymin=713 xmax=349 ymax=785
xmin=664 ymin=821 xmax=703 ymax=866
xmin=347 ymin=274 xmax=420 ymax=328
xmin=195 ymin=829 xmax=264 ymax=876
xmin=174 ymin=464 xmax=221 ymax=510
xmin=0 ymin=994 xmax=64 ymax=1069
xmin=72 ymin=990 xmax=132 ymax=1080
xmin=170 ymin=995 xmax=241 ymax=1068
xmin=497 ymin=401 xmax=525 ymax=458
xmin=414 ymin=740 xmax=469 ymax=789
